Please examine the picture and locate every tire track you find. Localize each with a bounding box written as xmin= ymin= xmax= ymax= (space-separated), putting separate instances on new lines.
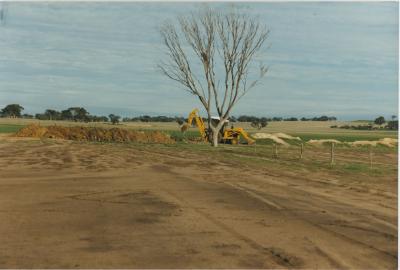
xmin=163 ymin=189 xmax=303 ymax=268
xmin=227 ymin=181 xmax=397 ymax=260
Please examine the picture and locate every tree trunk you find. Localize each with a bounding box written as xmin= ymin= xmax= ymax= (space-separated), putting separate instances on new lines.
xmin=210 ymin=118 xmax=228 ymax=147
xmin=212 ymin=129 xmax=219 ymax=147
xmin=206 ymin=110 xmax=214 ymax=143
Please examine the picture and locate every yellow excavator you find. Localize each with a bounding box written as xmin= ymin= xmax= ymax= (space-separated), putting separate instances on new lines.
xmin=181 ymin=108 xmax=255 ymax=145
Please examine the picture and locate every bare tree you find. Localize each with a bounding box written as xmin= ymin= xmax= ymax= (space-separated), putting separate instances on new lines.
xmin=159 ymin=7 xmax=269 ymax=146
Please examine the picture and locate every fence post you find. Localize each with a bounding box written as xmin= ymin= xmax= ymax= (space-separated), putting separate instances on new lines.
xmin=300 ymin=143 xmax=304 ymax=160
xmin=330 ymin=142 xmax=335 ymax=165
xmin=272 ymin=144 xmax=275 ymax=158
xmin=272 ymin=143 xmax=278 ymax=158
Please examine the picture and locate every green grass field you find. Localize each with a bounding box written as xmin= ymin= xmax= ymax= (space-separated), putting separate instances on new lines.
xmin=0 ymin=118 xmax=397 ymax=142
xmin=0 ymin=124 xmax=24 ymax=134
xmin=0 ymin=117 xmax=396 ymax=178
xmin=128 ymin=138 xmax=396 ymax=178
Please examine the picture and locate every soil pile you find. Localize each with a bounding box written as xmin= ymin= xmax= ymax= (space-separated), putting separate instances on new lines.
xmin=307 ymin=139 xmax=341 ymax=145
xmin=15 ymin=124 xmax=175 ymax=144
xmin=252 ymin=132 xmax=301 ymax=146
xmin=307 ymin=138 xmax=398 ymax=148
xmin=349 ymin=138 xmax=398 ymax=147
xmin=273 ymin=133 xmax=301 ymax=141
xmin=252 ymin=133 xmax=288 ymax=146
xmin=15 ymin=124 xmax=48 ymax=138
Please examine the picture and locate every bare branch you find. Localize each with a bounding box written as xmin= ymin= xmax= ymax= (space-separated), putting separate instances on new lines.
xmin=159 ymin=6 xmax=269 ymax=130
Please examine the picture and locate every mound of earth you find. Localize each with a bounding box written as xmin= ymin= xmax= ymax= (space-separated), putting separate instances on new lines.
xmin=273 ymin=133 xmax=301 ymax=141
xmin=252 ymin=132 xmax=300 ymax=146
xmin=307 ymin=139 xmax=341 ymax=145
xmin=307 ymin=139 xmax=342 ymax=145
xmin=15 ymin=124 xmax=175 ymax=144
xmin=349 ymin=138 xmax=398 ymax=147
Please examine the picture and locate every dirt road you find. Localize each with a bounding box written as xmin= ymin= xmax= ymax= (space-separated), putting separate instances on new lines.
xmin=0 ymin=137 xmax=397 ymax=268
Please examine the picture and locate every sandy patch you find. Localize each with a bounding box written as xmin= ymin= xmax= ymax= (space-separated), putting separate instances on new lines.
xmin=252 ymin=132 xmax=301 ymax=146
xmin=349 ymin=138 xmax=398 ymax=147
xmin=0 ymin=137 xmax=396 ymax=269
xmin=252 ymin=133 xmax=289 ymax=146
xmin=307 ymin=139 xmax=342 ymax=145
xmin=273 ymin=133 xmax=302 ymax=141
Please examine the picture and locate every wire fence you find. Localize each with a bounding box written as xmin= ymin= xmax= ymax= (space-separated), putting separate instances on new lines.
xmin=228 ymin=142 xmax=397 ymax=170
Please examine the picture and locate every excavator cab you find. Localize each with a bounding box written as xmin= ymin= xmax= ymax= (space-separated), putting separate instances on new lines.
xmin=210 ymin=116 xmax=229 ymax=133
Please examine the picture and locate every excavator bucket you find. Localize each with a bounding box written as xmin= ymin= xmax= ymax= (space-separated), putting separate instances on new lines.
xmin=224 ymin=127 xmax=255 ymax=145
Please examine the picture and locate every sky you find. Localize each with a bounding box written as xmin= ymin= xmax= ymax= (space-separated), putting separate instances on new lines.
xmin=0 ymin=2 xmax=398 ymax=120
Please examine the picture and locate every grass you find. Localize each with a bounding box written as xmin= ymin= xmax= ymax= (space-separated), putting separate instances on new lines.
xmin=149 ymin=138 xmax=396 ymax=177
xmin=0 ymin=118 xmax=397 ymax=137
xmin=0 ymin=118 xmax=397 ymax=177
xmin=4 ymin=123 xmax=395 ymax=181
xmin=0 ymin=124 xmax=25 ymax=133
xmin=164 ymin=130 xmax=202 ymax=141
xmin=293 ymin=133 xmax=397 ymax=142
xmin=342 ymin=162 xmax=372 ymax=172
xmin=157 ymin=129 xmax=397 ymax=146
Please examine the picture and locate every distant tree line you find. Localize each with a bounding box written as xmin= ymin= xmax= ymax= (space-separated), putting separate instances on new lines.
xmin=299 ymin=116 xmax=337 ymax=121
xmin=2 ymin=104 xmax=397 ymax=132
xmin=331 ymin=116 xmax=398 ymax=131
xmin=122 ymin=115 xmax=178 ymax=122
xmin=0 ymin=104 xmax=111 ymax=123
xmin=0 ymin=103 xmax=344 ymax=127
xmin=231 ymin=115 xmax=337 ymax=122
xmin=35 ymin=107 xmax=109 ymax=123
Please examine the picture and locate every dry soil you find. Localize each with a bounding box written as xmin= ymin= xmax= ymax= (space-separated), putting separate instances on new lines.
xmin=0 ymin=136 xmax=397 ymax=269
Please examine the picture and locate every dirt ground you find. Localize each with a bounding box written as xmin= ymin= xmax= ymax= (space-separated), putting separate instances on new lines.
xmin=0 ymin=136 xmax=397 ymax=269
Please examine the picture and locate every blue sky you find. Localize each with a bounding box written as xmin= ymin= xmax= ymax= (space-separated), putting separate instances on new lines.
xmin=0 ymin=2 xmax=398 ymax=120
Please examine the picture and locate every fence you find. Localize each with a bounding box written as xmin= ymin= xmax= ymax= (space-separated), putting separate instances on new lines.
xmin=241 ymin=142 xmax=397 ymax=170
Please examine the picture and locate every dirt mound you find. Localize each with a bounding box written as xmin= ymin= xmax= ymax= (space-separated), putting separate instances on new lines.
xmin=15 ymin=124 xmax=48 ymax=137
xmin=252 ymin=132 xmax=302 ymax=146
xmin=252 ymin=133 xmax=289 ymax=146
xmin=307 ymin=139 xmax=341 ymax=145
xmin=273 ymin=133 xmax=302 ymax=141
xmin=306 ymin=138 xmax=398 ymax=148
xmin=15 ymin=124 xmax=175 ymax=144
xmin=349 ymin=138 xmax=398 ymax=147
xmin=379 ymin=138 xmax=398 ymax=147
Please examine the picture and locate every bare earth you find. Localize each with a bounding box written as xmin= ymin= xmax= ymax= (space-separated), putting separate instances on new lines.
xmin=0 ymin=137 xmax=397 ymax=269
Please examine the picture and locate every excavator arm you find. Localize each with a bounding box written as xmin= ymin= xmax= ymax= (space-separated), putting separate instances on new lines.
xmin=236 ymin=128 xmax=255 ymax=145
xmin=225 ymin=127 xmax=255 ymax=145
xmin=185 ymin=108 xmax=208 ymax=141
